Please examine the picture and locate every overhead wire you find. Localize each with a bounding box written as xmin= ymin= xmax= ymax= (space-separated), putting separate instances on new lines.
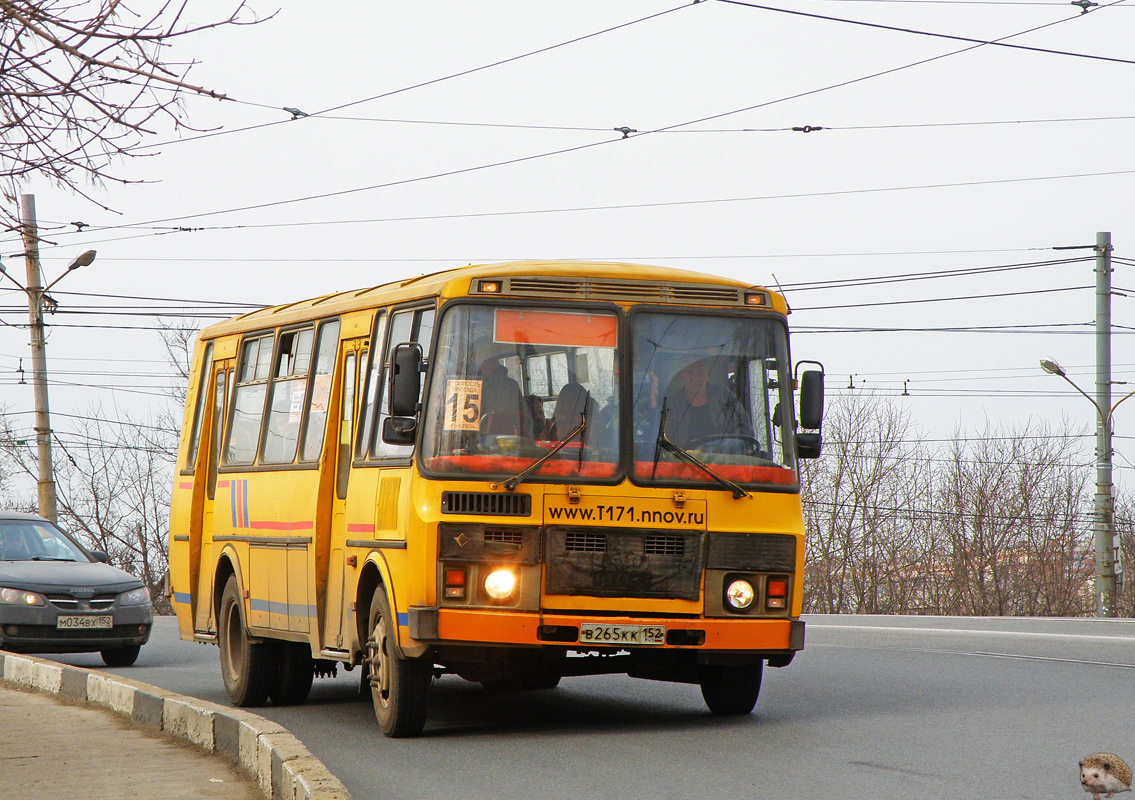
xmin=53 ymin=0 xmax=1113 ymax=236
xmin=716 ymin=0 xmax=1135 ymax=66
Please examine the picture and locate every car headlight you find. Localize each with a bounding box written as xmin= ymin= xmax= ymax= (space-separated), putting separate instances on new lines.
xmin=119 ymin=587 xmax=151 ymax=606
xmin=483 ymin=569 xmax=517 ymax=600
xmin=725 ymin=579 xmax=755 ymax=610
xmin=0 ymin=587 xmax=45 ymax=606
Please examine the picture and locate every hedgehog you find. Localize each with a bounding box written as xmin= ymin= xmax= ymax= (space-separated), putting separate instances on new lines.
xmin=1080 ymin=753 xmax=1133 ymax=800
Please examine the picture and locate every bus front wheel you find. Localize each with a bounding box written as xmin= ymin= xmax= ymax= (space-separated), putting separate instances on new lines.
xmin=218 ymin=575 xmax=275 ymax=707
xmin=699 ymin=662 xmax=763 ymax=715
xmin=366 ymin=586 xmax=431 ymax=737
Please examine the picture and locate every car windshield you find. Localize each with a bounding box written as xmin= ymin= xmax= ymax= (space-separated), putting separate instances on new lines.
xmin=630 ymin=311 xmax=797 ymax=488
xmin=420 ymin=304 xmax=620 ymax=480
xmin=0 ymin=519 xmax=90 ymax=562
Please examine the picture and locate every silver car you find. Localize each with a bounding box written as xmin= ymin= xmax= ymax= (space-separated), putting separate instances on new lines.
xmin=0 ymin=511 xmax=152 ymax=666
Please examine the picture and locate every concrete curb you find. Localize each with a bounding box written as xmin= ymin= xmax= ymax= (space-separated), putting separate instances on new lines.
xmin=0 ymin=651 xmax=351 ymax=800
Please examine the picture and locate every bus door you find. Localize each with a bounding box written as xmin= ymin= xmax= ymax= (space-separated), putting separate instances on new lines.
xmin=195 ymin=361 xmax=232 ymax=634
xmin=324 ymin=339 xmax=366 ymax=650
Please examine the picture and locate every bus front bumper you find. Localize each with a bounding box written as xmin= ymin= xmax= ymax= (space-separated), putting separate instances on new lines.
xmin=406 ymin=607 xmax=804 ymax=653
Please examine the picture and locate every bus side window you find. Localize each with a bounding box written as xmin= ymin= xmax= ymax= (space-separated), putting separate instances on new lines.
xmin=261 ymin=326 xmax=315 ymax=464
xmin=336 ymin=351 xmax=356 ymax=500
xmin=300 ymin=319 xmax=341 ymax=462
xmin=183 ymin=341 xmax=213 ymax=473
xmin=207 ymin=369 xmax=229 ymax=500
xmin=356 ymin=314 xmax=386 ymax=459
xmin=374 ymin=306 xmax=435 ymax=458
xmin=227 ymin=334 xmax=273 ymax=465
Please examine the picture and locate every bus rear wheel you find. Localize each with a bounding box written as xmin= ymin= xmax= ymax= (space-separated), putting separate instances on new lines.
xmin=699 ymin=662 xmax=763 ymax=715
xmin=270 ymin=641 xmax=314 ymax=705
xmin=218 ymin=575 xmax=275 ymax=707
xmin=366 ymin=586 xmax=431 ymax=737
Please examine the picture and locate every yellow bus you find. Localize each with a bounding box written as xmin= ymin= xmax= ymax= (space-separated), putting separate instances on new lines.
xmin=167 ymin=260 xmax=824 ymax=737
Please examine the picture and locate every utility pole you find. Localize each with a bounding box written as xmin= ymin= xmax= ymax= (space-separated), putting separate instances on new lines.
xmin=1094 ymin=231 xmax=1117 ymax=617
xmin=19 ymin=193 xmax=58 ymax=523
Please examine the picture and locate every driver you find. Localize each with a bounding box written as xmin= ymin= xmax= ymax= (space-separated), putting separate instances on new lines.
xmin=663 ymin=357 xmax=751 ymax=448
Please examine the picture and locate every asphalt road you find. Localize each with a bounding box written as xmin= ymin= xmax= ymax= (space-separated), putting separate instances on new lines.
xmin=51 ymin=615 xmax=1135 ymax=799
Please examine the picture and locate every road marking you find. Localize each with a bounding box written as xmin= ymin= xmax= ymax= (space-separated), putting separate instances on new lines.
xmin=811 ymin=642 xmax=1135 ymax=669
xmin=808 ymin=623 xmax=1135 ymax=642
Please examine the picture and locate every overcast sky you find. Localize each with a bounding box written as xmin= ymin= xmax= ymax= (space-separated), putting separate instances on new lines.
xmin=2 ymin=0 xmax=1134 ymax=478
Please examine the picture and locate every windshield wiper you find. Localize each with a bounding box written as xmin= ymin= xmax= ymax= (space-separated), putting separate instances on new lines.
xmin=495 ymin=410 xmax=588 ymax=492
xmin=652 ymin=402 xmax=750 ymax=499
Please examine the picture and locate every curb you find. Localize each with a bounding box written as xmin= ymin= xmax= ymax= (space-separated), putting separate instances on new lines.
xmin=0 ymin=651 xmax=351 ymax=800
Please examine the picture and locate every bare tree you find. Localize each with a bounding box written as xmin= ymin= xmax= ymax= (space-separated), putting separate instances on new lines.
xmin=800 ymin=391 xmax=931 ymax=614
xmin=0 ymin=0 xmax=264 ymax=225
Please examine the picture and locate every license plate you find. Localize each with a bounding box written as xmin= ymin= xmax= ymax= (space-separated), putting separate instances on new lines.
xmin=579 ymin=623 xmax=665 ymax=646
xmin=56 ymin=615 xmax=113 ymax=630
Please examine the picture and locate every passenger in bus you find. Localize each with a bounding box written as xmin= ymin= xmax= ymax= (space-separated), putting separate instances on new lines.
xmin=550 ymin=382 xmax=596 ymax=443
xmin=663 ymin=358 xmax=751 ymax=447
xmin=478 ymin=358 xmax=526 ymax=437
xmin=525 ymin=394 xmax=551 ymax=440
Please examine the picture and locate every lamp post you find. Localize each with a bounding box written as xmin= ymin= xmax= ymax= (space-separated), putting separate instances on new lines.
xmin=1040 ymin=357 xmax=1130 ymax=617
xmin=1 ymin=194 xmax=96 ymax=523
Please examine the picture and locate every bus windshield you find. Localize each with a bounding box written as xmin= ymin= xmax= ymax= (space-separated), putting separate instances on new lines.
xmin=420 ymin=304 xmax=620 ymax=479
xmin=630 ymin=311 xmax=796 ymax=488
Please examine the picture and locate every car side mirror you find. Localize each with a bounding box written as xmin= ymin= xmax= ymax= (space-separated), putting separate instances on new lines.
xmin=389 ymin=342 xmax=423 ymax=417
xmin=90 ymin=550 xmax=109 ymax=563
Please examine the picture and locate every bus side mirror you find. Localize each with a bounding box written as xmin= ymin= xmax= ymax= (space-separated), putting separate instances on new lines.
xmin=389 ymin=342 xmax=423 ymax=417
xmin=798 ymin=369 xmax=824 ymax=430
xmin=795 ymin=432 xmax=822 ymax=459
xmin=382 ymin=416 xmax=418 ymax=445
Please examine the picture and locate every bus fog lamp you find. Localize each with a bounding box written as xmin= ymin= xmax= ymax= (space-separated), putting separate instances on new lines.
xmin=484 ymin=569 xmax=516 ymax=600
xmin=725 ymin=579 xmax=755 ymax=610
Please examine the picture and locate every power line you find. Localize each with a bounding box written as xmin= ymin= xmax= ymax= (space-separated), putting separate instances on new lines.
xmin=50 ymin=0 xmax=1105 ymax=236
xmin=794 ymin=284 xmax=1090 ymax=311
xmin=716 ymin=0 xmax=1135 ymax=66
xmin=126 ymin=3 xmax=694 ymax=153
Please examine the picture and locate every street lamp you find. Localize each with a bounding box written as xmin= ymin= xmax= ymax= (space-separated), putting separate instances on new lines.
xmin=1040 ymin=356 xmax=1133 ymax=617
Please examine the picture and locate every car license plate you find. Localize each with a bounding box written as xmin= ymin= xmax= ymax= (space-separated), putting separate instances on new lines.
xmin=56 ymin=615 xmax=113 ymax=630
xmin=579 ymin=623 xmax=665 ymax=646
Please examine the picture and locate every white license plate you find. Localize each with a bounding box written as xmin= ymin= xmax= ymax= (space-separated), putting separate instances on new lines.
xmin=579 ymin=623 xmax=665 ymax=646
xmin=56 ymin=615 xmax=113 ymax=630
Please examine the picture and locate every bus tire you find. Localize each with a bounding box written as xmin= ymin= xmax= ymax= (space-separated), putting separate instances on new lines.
xmin=699 ymin=662 xmax=762 ymax=715
xmin=218 ymin=575 xmax=275 ymax=707
xmin=270 ymin=641 xmax=314 ymax=705
xmin=366 ymin=585 xmax=431 ymax=737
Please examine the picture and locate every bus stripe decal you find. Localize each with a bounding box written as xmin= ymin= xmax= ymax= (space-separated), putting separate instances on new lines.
xmin=397 ymin=612 xmax=408 ymax=627
xmin=173 ymin=592 xmax=191 ymax=605
xmin=178 ymin=481 xmax=193 ymax=490
xmin=241 ymin=479 xmax=249 ymax=528
xmin=248 ymin=520 xmax=314 ymax=531
xmin=347 ymin=523 xmax=375 ymax=533
xmin=230 ymin=480 xmax=238 ymax=528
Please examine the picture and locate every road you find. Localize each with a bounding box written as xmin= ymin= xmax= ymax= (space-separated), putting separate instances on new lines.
xmin=51 ymin=615 xmax=1135 ymax=799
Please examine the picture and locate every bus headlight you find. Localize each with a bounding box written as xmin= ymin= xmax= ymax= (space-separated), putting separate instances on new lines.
xmin=725 ymin=579 xmax=755 ymax=610
xmin=483 ymin=569 xmax=517 ymax=600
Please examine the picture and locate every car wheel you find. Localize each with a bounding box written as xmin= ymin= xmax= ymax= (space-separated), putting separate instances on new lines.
xmin=366 ymin=585 xmax=430 ymax=737
xmin=100 ymin=645 xmax=140 ymax=667
xmin=699 ymin=662 xmax=762 ymax=715
xmin=270 ymin=641 xmax=314 ymax=705
xmin=218 ymin=575 xmax=275 ymax=707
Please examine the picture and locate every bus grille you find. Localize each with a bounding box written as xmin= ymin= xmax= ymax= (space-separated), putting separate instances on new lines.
xmin=545 ymin=527 xmax=703 ymax=600
xmin=484 ymin=528 xmax=524 ymax=547
xmin=706 ymin=532 xmax=796 ymax=572
xmin=565 ymin=531 xmax=606 ymax=552
xmin=441 ymin=491 xmax=532 ymax=517
xmin=644 ymin=534 xmax=685 ymax=557
xmin=501 ymin=277 xmax=743 ymax=306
